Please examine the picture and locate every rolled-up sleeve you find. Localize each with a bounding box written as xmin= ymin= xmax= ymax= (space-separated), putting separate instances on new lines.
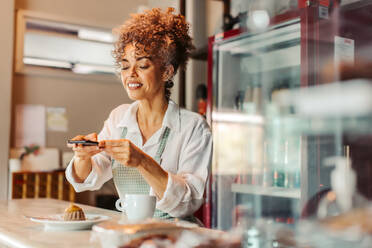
xmin=65 ymin=115 xmax=115 ymax=192
xmin=155 ymin=124 xmax=212 ymax=217
xmin=65 ymin=153 xmax=112 ymax=192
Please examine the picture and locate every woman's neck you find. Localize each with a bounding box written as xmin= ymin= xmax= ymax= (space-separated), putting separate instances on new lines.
xmin=137 ymin=96 xmax=168 ymax=128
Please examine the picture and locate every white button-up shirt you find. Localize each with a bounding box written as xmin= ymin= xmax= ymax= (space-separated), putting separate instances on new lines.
xmin=65 ymin=100 xmax=212 ymax=218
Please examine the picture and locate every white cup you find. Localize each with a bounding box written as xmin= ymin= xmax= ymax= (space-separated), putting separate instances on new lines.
xmin=115 ymin=194 xmax=156 ymax=221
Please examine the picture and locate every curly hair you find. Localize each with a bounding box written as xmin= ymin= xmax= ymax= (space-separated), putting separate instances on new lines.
xmin=113 ymin=8 xmax=194 ymax=101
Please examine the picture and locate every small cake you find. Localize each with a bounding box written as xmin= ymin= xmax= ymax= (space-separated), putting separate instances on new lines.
xmin=63 ymin=204 xmax=86 ymax=221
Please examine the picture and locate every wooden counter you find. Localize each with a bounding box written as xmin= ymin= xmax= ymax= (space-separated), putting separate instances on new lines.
xmin=0 ymin=198 xmax=120 ymax=248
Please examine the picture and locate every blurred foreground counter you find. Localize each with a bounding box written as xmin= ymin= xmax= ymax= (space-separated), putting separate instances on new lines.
xmin=0 ymin=199 xmax=120 ymax=248
xmin=0 ymin=199 xmax=237 ymax=248
xmin=0 ymin=199 xmax=371 ymax=247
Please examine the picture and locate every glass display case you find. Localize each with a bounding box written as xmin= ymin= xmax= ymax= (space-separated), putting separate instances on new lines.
xmin=207 ymin=0 xmax=372 ymax=246
xmin=211 ymin=18 xmax=302 ymax=231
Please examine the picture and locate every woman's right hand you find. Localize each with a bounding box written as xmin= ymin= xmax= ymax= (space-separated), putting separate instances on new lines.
xmin=67 ymin=133 xmax=101 ymax=160
xmin=67 ymin=133 xmax=101 ymax=182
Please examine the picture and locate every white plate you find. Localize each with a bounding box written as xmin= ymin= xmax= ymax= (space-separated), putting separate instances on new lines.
xmin=29 ymin=214 xmax=110 ymax=231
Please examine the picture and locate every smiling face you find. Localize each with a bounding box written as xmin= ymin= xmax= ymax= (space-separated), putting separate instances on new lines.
xmin=120 ymin=44 xmax=165 ymax=101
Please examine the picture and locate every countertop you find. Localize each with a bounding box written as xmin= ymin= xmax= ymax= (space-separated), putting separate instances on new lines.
xmin=0 ymin=198 xmax=121 ymax=248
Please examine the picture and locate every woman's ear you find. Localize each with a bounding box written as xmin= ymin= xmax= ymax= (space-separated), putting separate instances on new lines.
xmin=162 ymin=64 xmax=174 ymax=82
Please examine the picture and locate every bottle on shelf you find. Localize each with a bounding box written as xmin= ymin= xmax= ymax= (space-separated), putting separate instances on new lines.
xmin=283 ymin=133 xmax=301 ymax=189
xmin=317 ymin=156 xmax=368 ymax=218
xmin=196 ymin=84 xmax=207 ymax=117
xmin=262 ymin=141 xmax=272 ymax=188
xmin=270 ymin=119 xmax=286 ymax=188
xmin=252 ymin=84 xmax=262 ymax=114
xmin=242 ymin=85 xmax=255 ymax=114
xmin=235 ymin=90 xmax=245 ymax=111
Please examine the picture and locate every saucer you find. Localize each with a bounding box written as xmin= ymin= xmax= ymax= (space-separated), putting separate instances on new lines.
xmin=29 ymin=214 xmax=110 ymax=231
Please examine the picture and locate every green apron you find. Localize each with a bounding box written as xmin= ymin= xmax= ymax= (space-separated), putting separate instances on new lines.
xmin=112 ymin=126 xmax=202 ymax=225
xmin=112 ymin=126 xmax=172 ymax=219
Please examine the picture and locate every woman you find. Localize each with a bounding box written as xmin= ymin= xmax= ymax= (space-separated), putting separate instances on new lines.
xmin=66 ymin=8 xmax=212 ymax=222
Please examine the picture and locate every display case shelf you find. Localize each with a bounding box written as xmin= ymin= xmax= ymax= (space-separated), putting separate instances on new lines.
xmin=212 ymin=112 xmax=264 ymax=125
xmin=231 ymin=183 xmax=301 ymax=199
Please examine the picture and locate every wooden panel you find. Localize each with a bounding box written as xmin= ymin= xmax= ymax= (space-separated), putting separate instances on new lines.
xmin=10 ymin=171 xmax=75 ymax=202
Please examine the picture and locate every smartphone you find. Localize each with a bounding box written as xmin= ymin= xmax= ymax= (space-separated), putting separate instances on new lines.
xmin=67 ymin=140 xmax=99 ymax=146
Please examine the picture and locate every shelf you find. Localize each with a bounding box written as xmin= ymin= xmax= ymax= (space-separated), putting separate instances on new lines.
xmin=231 ymin=183 xmax=301 ymax=199
xmin=212 ymin=112 xmax=264 ymax=124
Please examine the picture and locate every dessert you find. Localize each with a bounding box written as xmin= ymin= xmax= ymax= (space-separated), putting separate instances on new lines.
xmin=63 ymin=204 xmax=86 ymax=221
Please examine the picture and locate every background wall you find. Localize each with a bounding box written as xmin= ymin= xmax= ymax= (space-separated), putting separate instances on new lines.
xmin=12 ymin=75 xmax=126 ymax=150
xmin=13 ymin=0 xmax=149 ymax=153
xmin=0 ymin=0 xmax=15 ymax=201
xmin=186 ymin=0 xmax=208 ymax=111
xmin=206 ymin=0 xmax=224 ymax=37
xmin=185 ymin=0 xmax=224 ymax=111
xmin=12 ymin=0 xmax=180 ymax=153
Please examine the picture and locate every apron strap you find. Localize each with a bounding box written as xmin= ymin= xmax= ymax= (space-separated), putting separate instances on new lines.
xmin=112 ymin=125 xmax=175 ymax=220
xmin=121 ymin=127 xmax=128 ymax=139
xmin=154 ymin=127 xmax=171 ymax=164
xmin=114 ymin=126 xmax=170 ymax=164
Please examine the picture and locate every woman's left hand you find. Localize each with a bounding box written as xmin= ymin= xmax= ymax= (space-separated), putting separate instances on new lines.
xmin=100 ymin=139 xmax=148 ymax=167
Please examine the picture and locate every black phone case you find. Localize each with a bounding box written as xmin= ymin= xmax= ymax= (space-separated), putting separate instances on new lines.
xmin=67 ymin=140 xmax=99 ymax=146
